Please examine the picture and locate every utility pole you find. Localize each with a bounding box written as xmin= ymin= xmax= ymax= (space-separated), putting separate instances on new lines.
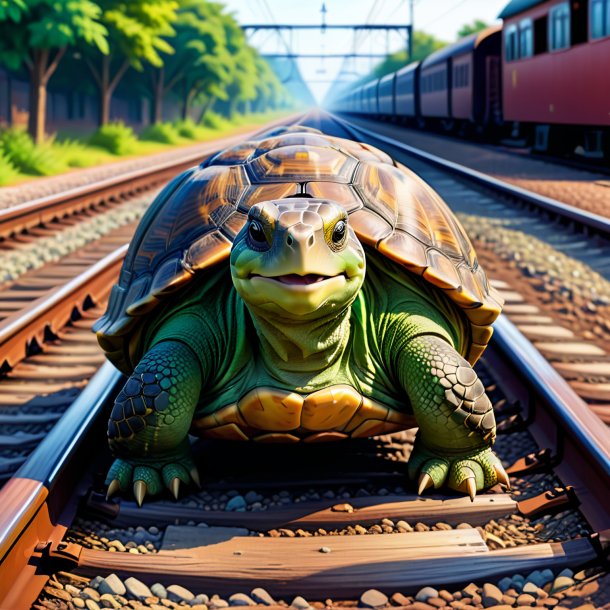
xmin=409 ymin=0 xmax=414 ymax=59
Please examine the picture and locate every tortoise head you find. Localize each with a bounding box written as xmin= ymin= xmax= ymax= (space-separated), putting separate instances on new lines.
xmin=230 ymin=198 xmax=366 ymax=318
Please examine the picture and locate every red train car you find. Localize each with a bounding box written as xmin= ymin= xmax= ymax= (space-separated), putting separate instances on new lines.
xmin=500 ymin=0 xmax=610 ymax=153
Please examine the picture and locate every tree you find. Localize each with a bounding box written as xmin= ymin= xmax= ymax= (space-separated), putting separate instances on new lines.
xmin=368 ymin=31 xmax=447 ymax=82
xmin=82 ymin=0 xmax=178 ymax=126
xmin=458 ymin=20 xmax=490 ymax=38
xmin=253 ymin=56 xmax=283 ymax=113
xmin=148 ymin=0 xmax=233 ymax=123
xmin=0 ymin=0 xmax=108 ymax=143
xmin=221 ymin=17 xmax=259 ymax=118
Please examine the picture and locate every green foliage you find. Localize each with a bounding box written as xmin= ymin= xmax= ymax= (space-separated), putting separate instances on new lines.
xmin=458 ymin=20 xmax=490 ymax=38
xmin=89 ymin=122 xmax=137 ymax=155
xmin=173 ymin=119 xmax=207 ymax=140
xmin=53 ymin=138 xmax=108 ymax=168
xmin=0 ymin=149 xmax=18 ymax=185
xmin=0 ymin=0 xmax=108 ymax=71
xmin=95 ymin=0 xmax=177 ymax=70
xmin=0 ymin=0 xmax=27 ymax=23
xmin=201 ymin=111 xmax=231 ymax=130
xmin=0 ymin=0 xmax=291 ymax=139
xmin=0 ymin=128 xmax=63 ymax=175
xmin=140 ymin=122 xmax=180 ymax=144
xmin=365 ymin=31 xmax=447 ymax=83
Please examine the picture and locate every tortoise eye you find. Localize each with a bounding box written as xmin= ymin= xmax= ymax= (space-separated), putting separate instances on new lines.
xmin=332 ymin=219 xmax=347 ymax=244
xmin=248 ymin=220 xmax=268 ymax=248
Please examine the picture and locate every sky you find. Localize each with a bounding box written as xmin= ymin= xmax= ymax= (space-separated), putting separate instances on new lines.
xmin=222 ymin=0 xmax=509 ymax=102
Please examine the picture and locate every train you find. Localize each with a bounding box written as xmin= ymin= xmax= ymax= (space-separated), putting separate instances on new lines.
xmin=332 ymin=0 xmax=610 ymax=159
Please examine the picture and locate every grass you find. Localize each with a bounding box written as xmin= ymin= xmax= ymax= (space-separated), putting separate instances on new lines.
xmin=0 ymin=109 xmax=293 ymax=187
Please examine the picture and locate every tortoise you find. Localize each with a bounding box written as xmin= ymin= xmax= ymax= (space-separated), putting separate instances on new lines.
xmin=94 ymin=124 xmax=507 ymax=505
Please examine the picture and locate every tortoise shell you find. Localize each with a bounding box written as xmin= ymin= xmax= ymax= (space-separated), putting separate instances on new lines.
xmin=95 ymin=125 xmax=503 ymax=373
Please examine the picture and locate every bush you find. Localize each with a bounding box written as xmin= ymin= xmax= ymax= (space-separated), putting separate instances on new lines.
xmin=53 ymin=138 xmax=103 ymax=168
xmin=89 ymin=122 xmax=137 ymax=155
xmin=173 ymin=119 xmax=206 ymax=140
xmin=140 ymin=122 xmax=180 ymax=144
xmin=201 ymin=111 xmax=231 ymax=131
xmin=0 ymin=150 xmax=18 ymax=185
xmin=0 ymin=128 xmax=64 ymax=175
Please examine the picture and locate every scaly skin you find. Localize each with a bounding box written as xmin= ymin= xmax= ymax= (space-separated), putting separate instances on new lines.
xmin=105 ymin=341 xmax=201 ymax=505
xmin=104 ymin=198 xmax=506 ymax=504
xmin=396 ymin=334 xmax=505 ymax=497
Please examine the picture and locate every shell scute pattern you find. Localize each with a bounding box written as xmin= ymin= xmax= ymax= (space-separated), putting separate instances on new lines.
xmin=248 ymin=145 xmax=359 ymax=184
xmin=94 ymin=124 xmax=502 ymax=374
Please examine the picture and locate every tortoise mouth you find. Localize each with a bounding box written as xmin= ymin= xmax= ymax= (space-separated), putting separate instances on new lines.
xmin=249 ymin=272 xmax=346 ymax=286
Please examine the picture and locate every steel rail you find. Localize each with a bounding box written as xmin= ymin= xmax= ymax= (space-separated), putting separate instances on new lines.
xmin=0 ymin=244 xmax=128 ymax=369
xmin=331 ymin=113 xmax=610 ymax=240
xmin=491 ymin=316 xmax=610 ymax=530
xmin=0 ymin=152 xmax=208 ymax=240
xmin=0 ymin=363 xmax=122 ymax=610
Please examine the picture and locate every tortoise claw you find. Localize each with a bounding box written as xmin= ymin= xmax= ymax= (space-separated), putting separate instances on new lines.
xmin=106 ymin=479 xmax=121 ymax=500
xmin=190 ymin=467 xmax=201 ymax=489
xmin=494 ymin=463 xmax=511 ymax=490
xmin=133 ymin=480 xmax=147 ymax=507
xmin=417 ymin=473 xmax=434 ymax=495
xmin=457 ymin=476 xmax=477 ymax=502
xmin=170 ymin=477 xmax=181 ymax=500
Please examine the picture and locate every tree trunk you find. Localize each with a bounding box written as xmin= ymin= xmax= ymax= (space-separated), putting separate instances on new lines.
xmin=181 ymin=83 xmax=197 ymax=121
xmin=197 ymin=96 xmax=215 ymax=124
xmin=28 ymin=52 xmax=47 ymax=144
xmin=152 ymin=67 xmax=164 ymax=124
xmin=99 ymin=56 xmax=111 ymax=126
xmin=96 ymin=56 xmax=130 ymax=127
xmin=229 ymin=98 xmax=238 ymax=119
xmin=27 ymin=47 xmax=66 ymax=144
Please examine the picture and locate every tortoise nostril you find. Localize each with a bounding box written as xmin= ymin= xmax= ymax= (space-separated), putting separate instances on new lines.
xmin=287 ymin=234 xmax=293 ymax=246
xmin=307 ymin=235 xmax=314 ymax=248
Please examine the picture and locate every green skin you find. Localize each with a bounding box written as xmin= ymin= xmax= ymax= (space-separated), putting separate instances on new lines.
xmin=106 ymin=199 xmax=505 ymax=504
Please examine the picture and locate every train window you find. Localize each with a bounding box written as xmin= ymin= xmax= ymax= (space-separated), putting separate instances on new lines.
xmin=572 ymin=0 xmax=588 ymax=44
xmin=591 ymin=0 xmax=610 ymax=37
xmin=519 ymin=19 xmax=534 ymax=56
xmin=549 ymin=2 xmax=571 ymax=50
xmin=505 ymin=24 xmax=519 ymax=60
xmin=534 ymin=16 xmax=549 ymax=52
xmin=453 ymin=64 xmax=470 ymax=88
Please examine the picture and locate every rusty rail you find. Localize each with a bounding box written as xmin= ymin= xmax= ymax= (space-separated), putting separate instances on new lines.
xmin=0 ymin=244 xmax=127 ymax=370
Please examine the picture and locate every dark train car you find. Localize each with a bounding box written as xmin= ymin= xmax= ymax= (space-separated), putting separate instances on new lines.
xmin=378 ymin=73 xmax=396 ymax=117
xmin=420 ymin=26 xmax=502 ymax=125
xmin=452 ymin=26 xmax=502 ymax=126
xmin=395 ymin=62 xmax=420 ymax=119
xmin=420 ymin=48 xmax=451 ymax=118
xmin=362 ymin=80 xmax=380 ymax=115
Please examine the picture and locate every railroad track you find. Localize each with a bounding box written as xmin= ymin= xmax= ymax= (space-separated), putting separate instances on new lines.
xmin=0 ymin=306 xmax=608 ymax=609
xmin=0 ymin=116 xmax=609 ymax=609
xmin=321 ymin=112 xmax=610 ymax=425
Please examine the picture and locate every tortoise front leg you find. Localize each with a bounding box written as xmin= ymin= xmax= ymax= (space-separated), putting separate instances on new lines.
xmin=396 ymin=334 xmax=509 ymax=499
xmin=105 ymin=340 xmax=201 ymax=505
